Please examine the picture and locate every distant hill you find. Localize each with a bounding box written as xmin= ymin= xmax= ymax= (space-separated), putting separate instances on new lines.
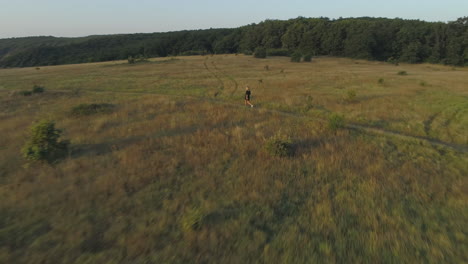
xmin=0 ymin=17 xmax=467 ymax=68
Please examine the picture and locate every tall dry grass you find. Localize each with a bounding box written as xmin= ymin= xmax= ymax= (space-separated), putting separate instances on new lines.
xmin=0 ymin=55 xmax=466 ymax=263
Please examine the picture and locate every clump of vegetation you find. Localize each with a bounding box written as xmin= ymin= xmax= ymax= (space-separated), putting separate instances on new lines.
xmin=70 ymin=103 xmax=115 ymax=117
xmin=290 ymin=51 xmax=302 ymax=62
xmin=420 ymin=81 xmax=427 ymax=86
xmin=17 ymin=85 xmax=46 ymax=96
xmin=378 ymin=78 xmax=384 ymax=84
xmin=397 ymin=70 xmax=408 ymax=75
xmin=181 ymin=207 xmax=204 ymax=232
xmin=265 ymin=133 xmax=294 ymax=157
xmin=344 ymin=89 xmax=357 ymax=102
xmin=303 ymin=54 xmax=313 ymax=62
xmin=22 ymin=120 xmax=69 ymax=163
xmin=328 ymin=113 xmax=346 ymax=132
xmin=32 ymin=85 xmax=45 ymax=94
xmin=254 ymin=47 xmax=267 ymax=58
xmin=264 ymin=65 xmax=269 ymax=71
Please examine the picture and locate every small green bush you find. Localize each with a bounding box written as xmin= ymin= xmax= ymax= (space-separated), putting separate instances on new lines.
xmin=254 ymin=47 xmax=267 ymax=58
xmin=181 ymin=207 xmax=204 ymax=232
xmin=290 ymin=51 xmax=302 ymax=62
xmin=265 ymin=134 xmax=294 ymax=157
xmin=128 ymin=56 xmax=135 ymax=64
xmin=32 ymin=85 xmax=45 ymax=94
xmin=303 ymin=54 xmax=313 ymax=62
xmin=378 ymin=78 xmax=384 ymax=84
xmin=397 ymin=71 xmax=408 ymax=75
xmin=22 ymin=120 xmax=69 ymax=163
xmin=328 ymin=114 xmax=345 ymax=132
xmin=420 ymin=81 xmax=427 ymax=86
xmin=70 ymin=103 xmax=115 ymax=117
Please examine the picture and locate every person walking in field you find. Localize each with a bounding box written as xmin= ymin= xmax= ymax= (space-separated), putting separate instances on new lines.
xmin=245 ymin=86 xmax=254 ymax=107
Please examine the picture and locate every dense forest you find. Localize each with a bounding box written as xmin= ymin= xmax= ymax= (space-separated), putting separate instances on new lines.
xmin=1 ymin=17 xmax=467 ymax=67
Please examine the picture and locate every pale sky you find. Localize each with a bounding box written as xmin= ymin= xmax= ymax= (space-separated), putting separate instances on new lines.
xmin=0 ymin=0 xmax=466 ymax=39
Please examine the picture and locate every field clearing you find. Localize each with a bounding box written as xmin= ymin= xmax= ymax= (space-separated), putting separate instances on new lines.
xmin=0 ymin=55 xmax=467 ymax=263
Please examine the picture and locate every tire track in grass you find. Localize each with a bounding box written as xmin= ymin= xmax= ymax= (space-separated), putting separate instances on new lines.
xmin=423 ymin=112 xmax=440 ymax=136
xmin=203 ymin=58 xmax=225 ymax=97
xmin=211 ymin=61 xmax=239 ymax=97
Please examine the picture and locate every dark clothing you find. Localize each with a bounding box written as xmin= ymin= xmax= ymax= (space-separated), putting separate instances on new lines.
xmin=245 ymin=90 xmax=251 ymax=100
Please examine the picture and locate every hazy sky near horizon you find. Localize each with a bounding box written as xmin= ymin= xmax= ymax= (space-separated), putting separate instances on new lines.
xmin=0 ymin=0 xmax=466 ymax=38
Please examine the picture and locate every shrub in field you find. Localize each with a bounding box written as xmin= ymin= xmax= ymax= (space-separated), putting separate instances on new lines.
xmin=254 ymin=47 xmax=267 ymax=58
xmin=328 ymin=114 xmax=345 ymax=132
xmin=70 ymin=103 xmax=115 ymax=117
xmin=378 ymin=78 xmax=384 ymax=84
xmin=303 ymin=54 xmax=313 ymax=62
xmin=128 ymin=56 xmax=136 ymax=64
xmin=290 ymin=51 xmax=302 ymax=62
xmin=265 ymin=134 xmax=294 ymax=157
xmin=22 ymin=120 xmax=69 ymax=163
xmin=397 ymin=71 xmax=408 ymax=75
xmin=181 ymin=207 xmax=204 ymax=232
xmin=32 ymin=85 xmax=45 ymax=94
xmin=420 ymin=81 xmax=427 ymax=86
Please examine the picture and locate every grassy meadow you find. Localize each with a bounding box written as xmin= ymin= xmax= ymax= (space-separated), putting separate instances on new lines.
xmin=0 ymin=55 xmax=467 ymax=263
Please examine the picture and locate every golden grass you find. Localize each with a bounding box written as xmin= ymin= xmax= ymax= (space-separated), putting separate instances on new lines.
xmin=0 ymin=55 xmax=467 ymax=263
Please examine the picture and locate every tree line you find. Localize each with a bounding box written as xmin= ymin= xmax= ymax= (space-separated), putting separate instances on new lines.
xmin=0 ymin=17 xmax=467 ymax=67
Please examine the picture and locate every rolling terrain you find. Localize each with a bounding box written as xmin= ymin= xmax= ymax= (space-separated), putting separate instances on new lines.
xmin=0 ymin=55 xmax=467 ymax=263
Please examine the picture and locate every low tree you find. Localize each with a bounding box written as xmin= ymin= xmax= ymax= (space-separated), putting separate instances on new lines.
xmin=22 ymin=120 xmax=69 ymax=163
